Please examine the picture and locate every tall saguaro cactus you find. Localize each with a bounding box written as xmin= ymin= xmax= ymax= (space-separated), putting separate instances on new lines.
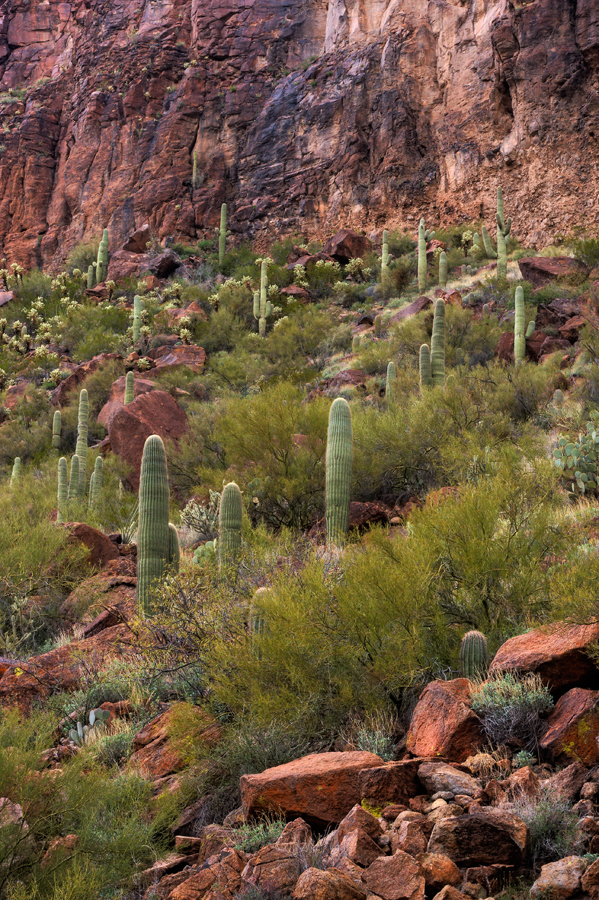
xmin=75 ymin=389 xmax=89 ymax=499
xmin=90 ymin=456 xmax=103 ymax=507
xmin=325 ymin=398 xmax=353 ymax=547
xmin=68 ymin=455 xmax=79 ymax=501
xmin=219 ymin=203 xmax=227 ymax=268
xmin=57 ymin=457 xmax=68 ymax=524
xmin=254 ymin=260 xmax=272 ymax=337
xmin=431 ymin=299 xmax=446 ymax=388
xmin=137 ymin=435 xmax=171 ymax=616
xmin=514 ymin=285 xmax=525 ymax=365
xmin=439 ymin=251 xmax=448 ymax=289
xmin=218 ymin=482 xmax=243 ymax=570
xmin=52 ymin=410 xmax=61 ymax=450
xmin=96 ymin=229 xmax=109 ymax=283
xmin=419 ymin=344 xmax=433 ymax=390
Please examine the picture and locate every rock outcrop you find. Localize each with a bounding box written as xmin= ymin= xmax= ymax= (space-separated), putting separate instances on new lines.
xmin=1 ymin=0 xmax=599 ymax=268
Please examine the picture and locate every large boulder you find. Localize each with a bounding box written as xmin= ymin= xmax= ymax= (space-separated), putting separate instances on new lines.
xmin=148 ymin=344 xmax=206 ymax=374
xmin=530 ymin=856 xmax=586 ymax=900
xmin=97 ymin=375 xmax=155 ymax=429
xmin=359 ymin=759 xmax=423 ymax=808
xmin=64 ymin=522 xmax=120 ymax=568
xmin=51 ymin=353 xmax=122 ymax=406
xmin=417 ymin=762 xmax=479 ymax=797
xmin=540 ymin=688 xmax=599 ymax=765
xmin=240 ymin=751 xmax=384 ymax=827
xmin=107 ymin=390 xmax=188 ymax=491
xmin=489 ymin=622 xmax=599 ymax=692
xmin=323 ymin=229 xmax=373 ymax=263
xmin=518 ymin=257 xmax=588 ymax=288
xmin=128 ymin=705 xmax=221 ymax=781
xmin=293 ymin=867 xmax=367 ymax=900
xmin=406 ymin=679 xmax=485 ymax=762
xmin=362 ymin=851 xmax=425 ymax=900
xmin=389 ymin=296 xmax=432 ymax=323
xmin=427 ymin=810 xmax=528 ymax=867
xmin=169 ymin=848 xmax=247 ymax=900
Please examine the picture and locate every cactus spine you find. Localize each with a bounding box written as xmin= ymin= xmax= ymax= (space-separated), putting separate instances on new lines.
xmin=219 ymin=203 xmax=227 ymax=268
xmin=90 ymin=456 xmax=103 ymax=507
xmin=325 ymin=398 xmax=353 ymax=547
xmin=495 ymin=187 xmax=512 ymax=282
xmin=124 ymin=370 xmax=135 ymax=405
xmin=68 ymin=455 xmax=79 ymax=501
xmin=439 ymin=251 xmax=448 ymax=289
xmin=75 ymin=389 xmax=89 ymax=499
xmin=460 ymin=630 xmax=489 ymax=679
xmin=514 ymin=285 xmax=525 ymax=365
xmin=10 ymin=457 xmax=20 ymax=488
xmin=218 ymin=482 xmax=243 ymax=570
xmin=431 ymin=299 xmax=446 ymax=388
xmin=52 ymin=410 xmax=61 ymax=450
xmin=57 ymin=457 xmax=68 ymax=523
xmin=137 ymin=435 xmax=170 ymax=616
xmin=419 ymin=344 xmax=433 ymax=390
xmin=386 ymin=361 xmax=396 ymax=403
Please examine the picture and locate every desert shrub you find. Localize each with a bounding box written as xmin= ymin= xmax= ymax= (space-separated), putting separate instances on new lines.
xmin=387 ymin=230 xmax=416 ymax=256
xmin=389 ymin=256 xmax=416 ymax=296
xmin=341 ymin=710 xmax=399 ymax=761
xmin=470 ymin=672 xmax=553 ymax=750
xmin=233 ymin=818 xmax=286 ymax=853
xmin=65 ymin=241 xmax=99 ymax=274
xmin=567 ymin=235 xmax=599 ymax=269
xmin=511 ymin=786 xmax=579 ymax=870
xmin=220 ymin=243 xmax=259 ymax=279
xmin=0 ymin=388 xmax=53 ymax=467
xmin=199 ymin=307 xmax=247 ymax=354
xmin=212 ymin=278 xmax=255 ymax=328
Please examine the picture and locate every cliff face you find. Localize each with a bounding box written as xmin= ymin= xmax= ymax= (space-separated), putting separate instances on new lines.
xmin=0 ymin=0 xmax=598 ymax=267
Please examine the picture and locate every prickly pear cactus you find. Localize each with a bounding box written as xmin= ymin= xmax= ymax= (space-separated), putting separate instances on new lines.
xmin=554 ymin=411 xmax=599 ymax=499
xmin=137 ymin=435 xmax=171 ymax=616
xmin=325 ymin=398 xmax=353 ymax=547
xmin=460 ymin=630 xmax=489 ymax=678
xmin=218 ymin=482 xmax=243 ymax=570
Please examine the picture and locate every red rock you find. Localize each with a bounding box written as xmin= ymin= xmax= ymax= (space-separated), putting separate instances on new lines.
xmin=540 ymin=688 xmax=599 ymax=764
xmin=276 ymin=818 xmax=312 ymax=847
xmin=81 ymin=606 xmax=128 ymax=639
xmin=169 ymin=848 xmax=247 ymax=900
xmin=581 ymin=857 xmax=599 ymax=898
xmin=525 ymin=330 xmax=551 ymax=361
xmin=501 ymin=766 xmax=539 ymax=800
xmin=418 ymin=853 xmax=462 ymax=894
xmin=135 ymin=854 xmax=189 ymax=889
xmin=326 ymin=369 xmax=368 ymax=392
xmin=495 ymin=331 xmax=514 ymax=363
xmin=281 ymin=284 xmax=311 ymax=303
xmin=427 ymin=810 xmax=528 ymax=867
xmin=148 ymin=344 xmax=206 ymax=374
xmin=122 ymin=224 xmax=153 ymax=254
xmin=445 ymin=291 xmax=462 ymax=307
xmin=323 ymin=230 xmax=373 ymax=263
xmin=0 ymin=291 xmax=14 ymax=307
xmin=0 ymin=624 xmax=129 ymax=711
xmin=41 ymin=834 xmax=79 ymax=869
xmin=559 ymin=315 xmax=586 ymax=342
xmin=417 ymin=762 xmax=479 ymax=797
xmin=106 ymin=250 xmax=149 ymax=282
xmin=348 ymin=501 xmax=393 ymax=531
xmin=107 ymin=390 xmax=188 ymax=491
xmin=362 ymin=851 xmax=425 ymax=900
xmin=241 ymin=845 xmax=301 ymax=894
xmin=390 ymin=296 xmax=433 ymax=323
xmin=129 ymin=705 xmax=220 ymax=780
xmin=51 ymin=354 xmax=122 ymax=406
xmin=406 ymin=679 xmax=484 ymax=762
xmin=240 ymin=751 xmax=384 ymax=827
xmin=293 ymin=867 xmax=367 ymax=900
xmin=337 ymin=804 xmax=382 ymax=842
xmin=530 ymin=856 xmax=586 ymax=900
xmin=542 ymin=761 xmax=588 ymax=801
xmin=432 ymin=887 xmax=467 ymax=900
xmin=391 ymin=819 xmax=427 ymax=856
xmin=329 ymin=827 xmax=382 ymax=868
xmin=64 ymin=522 xmax=120 ymax=568
xmin=97 ymin=375 xmax=156 ymax=429
xmin=489 ymin=622 xmax=599 ymax=692
xmin=518 ymin=258 xmax=588 ymax=288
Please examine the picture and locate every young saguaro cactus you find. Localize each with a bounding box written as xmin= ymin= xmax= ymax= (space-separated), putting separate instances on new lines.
xmin=124 ymin=370 xmax=135 ymax=405
xmin=90 ymin=456 xmax=103 ymax=508
xmin=514 ymin=285 xmax=525 ymax=365
xmin=431 ymin=299 xmax=446 ymax=388
xmin=386 ymin=361 xmax=396 ymax=403
xmin=439 ymin=251 xmax=448 ymax=289
xmin=325 ymin=398 xmax=353 ymax=547
xmin=57 ymin=456 xmax=68 ymax=524
xmin=254 ymin=260 xmax=272 ymax=337
xmin=168 ymin=522 xmax=181 ymax=572
xmin=75 ymin=389 xmax=89 ymax=499
xmin=219 ymin=203 xmax=227 ymax=268
xmin=418 ymin=219 xmax=435 ymax=294
xmin=10 ymin=457 xmax=20 ymax=488
xmin=52 ymin=410 xmax=61 ymax=450
xmin=419 ymin=344 xmax=433 ymax=390
xmin=96 ymin=229 xmax=109 ymax=283
xmin=460 ymin=630 xmax=489 ymax=679
xmin=137 ymin=435 xmax=171 ymax=616
xmin=87 ymin=264 xmax=96 ymax=290
xmin=218 ymin=482 xmax=243 ymax=570
xmin=352 ymin=334 xmax=361 ymax=353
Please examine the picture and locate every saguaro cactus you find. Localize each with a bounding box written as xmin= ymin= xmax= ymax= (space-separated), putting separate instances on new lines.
xmin=352 ymin=335 xmax=361 ymax=353
xmin=168 ymin=523 xmax=181 ymax=572
xmin=87 ymin=264 xmax=96 ymax=290
xmin=75 ymin=389 xmax=89 ymax=498
xmin=439 ymin=251 xmax=448 ymax=289
xmin=460 ymin=630 xmax=489 ymax=678
xmin=495 ymin=187 xmax=511 ymax=282
xmin=325 ymin=398 xmax=353 ymax=547
xmin=219 ymin=203 xmax=227 ymax=268
xmin=431 ymin=299 xmax=446 ymax=388
xmin=137 ymin=435 xmax=170 ymax=616
xmin=218 ymin=482 xmax=243 ymax=570
xmin=514 ymin=285 xmax=525 ymax=365
xmin=254 ymin=260 xmax=272 ymax=337
xmin=481 ymin=225 xmax=498 ymax=260
xmin=418 ymin=219 xmax=435 ymax=294
xmin=68 ymin=455 xmax=79 ymax=501
xmin=124 ymin=370 xmax=135 ymax=405
xmin=419 ymin=344 xmax=433 ymax=390
xmin=96 ymin=229 xmax=109 ymax=283
xmin=57 ymin=457 xmax=68 ymax=524
xmin=52 ymin=410 xmax=61 ymax=450
xmin=10 ymin=457 xmax=20 ymax=488
xmin=90 ymin=456 xmax=103 ymax=507
xmin=386 ymin=361 xmax=396 ymax=403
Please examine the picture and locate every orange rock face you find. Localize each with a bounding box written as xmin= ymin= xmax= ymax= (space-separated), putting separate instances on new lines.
xmin=240 ymin=751 xmax=384 ymax=827
xmin=540 ymin=688 xmax=599 ymax=765
xmin=1 ymin=0 xmax=599 ymax=267
xmin=406 ymin=679 xmax=485 ymax=762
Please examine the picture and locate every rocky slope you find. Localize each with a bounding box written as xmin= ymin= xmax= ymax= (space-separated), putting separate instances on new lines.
xmin=0 ymin=0 xmax=598 ymax=268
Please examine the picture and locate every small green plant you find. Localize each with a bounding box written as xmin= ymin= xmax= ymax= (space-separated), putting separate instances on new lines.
xmin=470 ymin=671 xmax=554 ymax=750
xmin=512 ymin=749 xmax=536 ymax=769
xmin=233 ymin=817 xmax=286 ymax=853
xmin=553 ymin=411 xmax=599 ymax=498
xmin=69 ymin=708 xmax=111 ymax=746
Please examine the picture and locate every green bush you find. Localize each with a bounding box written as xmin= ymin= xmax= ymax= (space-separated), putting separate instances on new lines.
xmin=469 ymin=672 xmax=554 ymax=750
xmin=512 ymin=785 xmax=579 ymax=870
xmin=233 ymin=818 xmax=286 ymax=853
xmin=567 ymin=235 xmax=599 ymax=269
